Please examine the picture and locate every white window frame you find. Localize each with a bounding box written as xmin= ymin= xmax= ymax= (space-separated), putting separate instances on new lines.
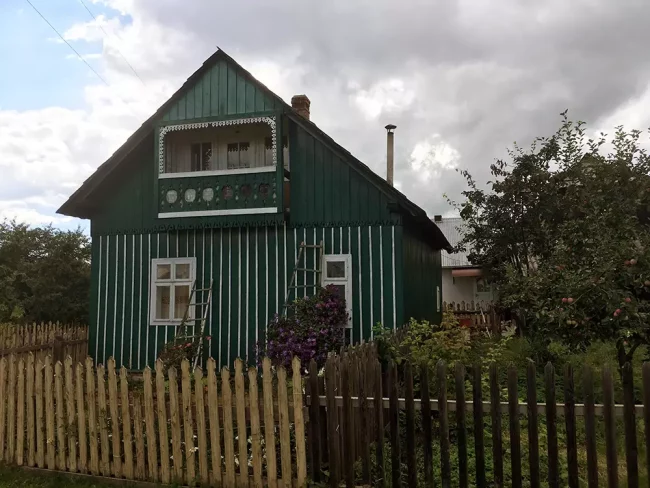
xmin=149 ymin=257 xmax=197 ymax=326
xmin=321 ymin=254 xmax=353 ymax=328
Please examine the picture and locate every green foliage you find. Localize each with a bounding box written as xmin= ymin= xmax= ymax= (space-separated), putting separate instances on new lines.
xmin=452 ymin=113 xmax=650 ymax=366
xmin=0 ymin=220 xmax=90 ymax=324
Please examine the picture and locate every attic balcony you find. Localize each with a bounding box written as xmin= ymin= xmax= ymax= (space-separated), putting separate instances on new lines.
xmin=156 ymin=117 xmax=288 ymax=218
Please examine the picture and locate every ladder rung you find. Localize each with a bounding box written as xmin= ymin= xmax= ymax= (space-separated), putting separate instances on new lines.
xmin=195 ymin=288 xmax=212 ymax=292
xmin=193 ymin=302 xmax=210 ymax=306
xmin=295 ymin=268 xmax=322 ymax=273
xmin=300 ymin=244 xmax=323 ymax=249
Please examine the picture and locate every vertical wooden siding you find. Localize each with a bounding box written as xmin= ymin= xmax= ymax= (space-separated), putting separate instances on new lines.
xmin=289 ymin=122 xmax=399 ymax=226
xmin=161 ymin=60 xmax=282 ymax=123
xmin=91 ymin=225 xmax=401 ymax=369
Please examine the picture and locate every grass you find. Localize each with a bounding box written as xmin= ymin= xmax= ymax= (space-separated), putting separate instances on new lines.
xmin=0 ymin=466 xmax=128 ymax=487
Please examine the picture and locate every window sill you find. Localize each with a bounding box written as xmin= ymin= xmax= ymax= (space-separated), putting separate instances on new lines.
xmin=159 ymin=167 xmax=276 ymax=179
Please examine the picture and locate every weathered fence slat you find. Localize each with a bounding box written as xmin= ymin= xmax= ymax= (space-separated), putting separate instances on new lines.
xmin=603 ymin=367 xmax=618 ymax=488
xmin=292 ymin=357 xmax=307 ymax=488
xmin=119 ymin=367 xmax=133 ymax=480
xmin=508 ymin=366 xmax=522 ymax=488
xmin=207 ymin=358 xmax=223 ymax=487
xmin=54 ymin=361 xmax=66 ymax=471
xmin=248 ymin=366 xmax=263 ymax=488
xmin=389 ymin=362 xmax=400 ymax=488
xmin=221 ymin=367 xmax=236 ymax=487
xmin=180 ymin=360 xmax=196 ymax=484
xmin=44 ymin=356 xmax=55 ymax=470
xmin=132 ymin=393 xmax=145 ymax=481
xmin=308 ymin=359 xmax=322 ymax=483
xmin=325 ymin=357 xmax=340 ymax=488
xmin=358 ymin=358 xmax=370 ymax=485
xmin=167 ymin=367 xmax=183 ymax=483
xmin=622 ymin=362 xmax=639 ymax=488
xmin=7 ymin=355 xmax=17 ymax=464
xmin=96 ymin=364 xmax=110 ymax=476
xmin=439 ymin=360 xmax=451 ymax=488
xmin=564 ymin=364 xmax=579 ymax=488
xmin=262 ymin=358 xmax=278 ymax=488
xmin=26 ymin=354 xmax=35 ymax=468
xmin=16 ymin=358 xmax=25 ymax=466
xmin=75 ymin=362 xmax=87 ymax=474
xmin=142 ymin=367 xmax=158 ymax=483
xmin=545 ymin=362 xmax=559 ymax=488
xmin=374 ymin=361 xmax=386 ymax=488
xmin=456 ymin=363 xmax=468 ymax=488
xmin=405 ymin=362 xmax=417 ymax=488
xmin=643 ymin=363 xmax=650 ymax=488
xmin=107 ymin=359 xmax=122 ymax=478
xmin=0 ymin=357 xmax=8 ymax=463
xmin=85 ymin=358 xmax=99 ymax=475
xmin=527 ymin=360 xmax=540 ymax=488
xmin=154 ymin=360 xmax=170 ymax=484
xmin=490 ymin=363 xmax=503 ymax=488
xmin=64 ymin=357 xmax=77 ymax=473
xmin=473 ymin=364 xmax=486 ymax=488
xmin=234 ymin=359 xmax=248 ymax=483
xmin=277 ymin=365 xmax=293 ymax=485
xmin=194 ymin=367 xmax=209 ymax=486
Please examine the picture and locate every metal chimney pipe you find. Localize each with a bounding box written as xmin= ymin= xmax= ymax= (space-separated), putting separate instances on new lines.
xmin=385 ymin=124 xmax=396 ymax=186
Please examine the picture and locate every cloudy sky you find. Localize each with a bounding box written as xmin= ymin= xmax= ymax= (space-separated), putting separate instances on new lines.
xmin=2 ymin=0 xmax=650 ymax=232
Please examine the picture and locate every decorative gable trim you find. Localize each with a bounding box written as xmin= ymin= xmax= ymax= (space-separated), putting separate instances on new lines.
xmin=158 ymin=116 xmax=277 ymax=173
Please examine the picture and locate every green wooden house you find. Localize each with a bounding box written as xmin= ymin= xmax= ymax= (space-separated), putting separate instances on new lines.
xmin=58 ymin=50 xmax=451 ymax=369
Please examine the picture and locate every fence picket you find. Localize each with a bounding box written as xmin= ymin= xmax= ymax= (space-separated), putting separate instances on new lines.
xmin=508 ymin=366 xmax=521 ymax=488
xmin=389 ymin=362 xmax=400 ymax=488
xmin=119 ymin=367 xmax=133 ymax=480
xmin=132 ymin=393 xmax=146 ymax=481
xmin=76 ymin=362 xmax=87 ymax=474
xmin=16 ymin=358 xmax=25 ymax=466
xmin=374 ymin=361 xmax=385 ymax=488
xmin=26 ymin=354 xmax=35 ymax=467
xmin=358 ymin=358 xmax=370 ymax=485
xmin=96 ymin=364 xmax=110 ymax=476
xmin=206 ymin=358 xmax=223 ymax=486
xmin=603 ymin=367 xmax=618 ymax=488
xmin=44 ymin=356 xmax=55 ymax=469
xmin=584 ymin=365 xmax=598 ymax=488
xmin=180 ymin=360 xmax=196 ymax=485
xmin=622 ymin=363 xmax=639 ymax=488
xmin=473 ymin=364 xmax=486 ymax=488
xmin=526 ymin=361 xmax=540 ymax=488
xmin=308 ymin=359 xmax=322 ymax=483
xmin=545 ymin=363 xmax=559 ymax=488
xmin=248 ymin=366 xmax=263 ymax=488
xmin=167 ymin=367 xmax=183 ymax=483
xmin=86 ymin=357 xmax=99 ymax=475
xmin=194 ymin=367 xmax=209 ymax=486
xmin=341 ymin=357 xmax=354 ymax=488
xmin=221 ymin=367 xmax=236 ymax=487
xmin=277 ymin=365 xmax=293 ymax=485
xmin=107 ymin=360 xmax=122 ymax=478
xmin=154 ymin=360 xmax=170 ymax=484
xmin=292 ymin=357 xmax=307 ymax=488
xmin=234 ymin=359 xmax=248 ymax=483
xmin=489 ymin=363 xmax=503 ymax=488
xmin=421 ymin=364 xmax=433 ymax=488
xmin=142 ymin=367 xmax=158 ymax=483
xmin=0 ymin=357 xmax=7 ymax=463
xmin=64 ymin=357 xmax=77 ymax=473
xmin=438 ymin=360 xmax=451 ymax=488
xmin=325 ymin=358 xmax=340 ymax=487
xmin=564 ymin=364 xmax=579 ymax=488
xmin=7 ymin=355 xmax=16 ymax=463
xmin=54 ymin=361 xmax=66 ymax=470
xmin=456 ymin=363 xmax=468 ymax=488
xmin=404 ymin=362 xmax=417 ymax=488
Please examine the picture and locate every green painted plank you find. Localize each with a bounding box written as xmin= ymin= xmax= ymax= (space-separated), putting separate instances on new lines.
xmin=210 ymin=64 xmax=219 ymax=116
xmin=255 ymin=87 xmax=266 ymax=112
xmin=218 ymin=61 xmax=228 ymax=116
xmin=339 ymin=158 xmax=351 ymax=224
xmin=237 ymin=74 xmax=246 ymax=114
xmin=360 ymin=227 xmax=371 ymax=341
xmin=202 ymin=70 xmax=211 ymax=118
xmin=90 ymin=236 xmax=101 ymax=364
xmin=177 ymin=96 xmax=186 ymax=120
xmin=121 ymin=234 xmax=134 ymax=368
xmin=140 ymin=234 xmax=152 ymax=368
xmin=382 ymin=226 xmax=395 ymax=330
xmin=194 ymin=79 xmax=203 ymax=119
xmin=304 ymin=134 xmax=314 ymax=223
xmin=245 ymin=83 xmax=255 ymax=113
xmin=186 ymin=85 xmax=195 ymax=119
xmin=350 ymin=226 xmax=361 ymax=343
xmin=370 ymin=226 xmax=382 ymax=330
xmin=313 ymin=139 xmax=324 ymax=223
xmin=394 ymin=226 xmax=404 ymax=328
xmin=227 ymin=65 xmax=238 ymax=115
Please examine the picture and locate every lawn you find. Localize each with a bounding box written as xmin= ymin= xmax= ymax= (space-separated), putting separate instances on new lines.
xmin=0 ymin=466 xmax=123 ymax=488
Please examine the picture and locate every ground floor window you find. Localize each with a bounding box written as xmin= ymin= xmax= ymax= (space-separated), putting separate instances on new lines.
xmin=322 ymin=254 xmax=352 ymax=340
xmin=150 ymin=257 xmax=196 ymax=325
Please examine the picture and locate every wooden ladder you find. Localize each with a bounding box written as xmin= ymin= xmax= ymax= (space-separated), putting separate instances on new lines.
xmin=283 ymin=241 xmax=324 ymax=314
xmin=175 ymin=280 xmax=213 ymax=368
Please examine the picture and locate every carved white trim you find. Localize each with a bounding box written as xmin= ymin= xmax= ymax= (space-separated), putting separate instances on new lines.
xmin=158 ymin=116 xmax=277 ymax=174
xmin=158 ymin=208 xmax=278 ymax=218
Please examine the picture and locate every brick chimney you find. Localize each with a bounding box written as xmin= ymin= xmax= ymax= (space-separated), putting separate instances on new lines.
xmin=291 ymin=95 xmax=310 ymax=120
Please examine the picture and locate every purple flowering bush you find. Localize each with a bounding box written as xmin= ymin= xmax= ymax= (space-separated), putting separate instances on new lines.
xmin=259 ymin=285 xmax=348 ymax=369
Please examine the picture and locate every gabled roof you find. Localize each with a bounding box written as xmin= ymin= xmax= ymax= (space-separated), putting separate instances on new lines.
xmin=58 ymin=49 xmax=451 ymax=251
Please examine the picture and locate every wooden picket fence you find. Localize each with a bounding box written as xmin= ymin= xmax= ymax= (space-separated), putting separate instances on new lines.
xmin=443 ymin=301 xmax=502 ymax=331
xmin=0 ymin=354 xmax=306 ymax=487
xmin=306 ymin=348 xmax=650 ymax=488
xmin=0 ymin=323 xmax=88 ymax=365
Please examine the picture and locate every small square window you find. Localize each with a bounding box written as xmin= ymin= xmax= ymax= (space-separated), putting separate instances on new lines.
xmin=156 ymin=264 xmax=171 ymax=280
xmin=326 ymin=261 xmax=346 ymax=279
xmin=175 ymin=263 xmax=191 ymax=280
